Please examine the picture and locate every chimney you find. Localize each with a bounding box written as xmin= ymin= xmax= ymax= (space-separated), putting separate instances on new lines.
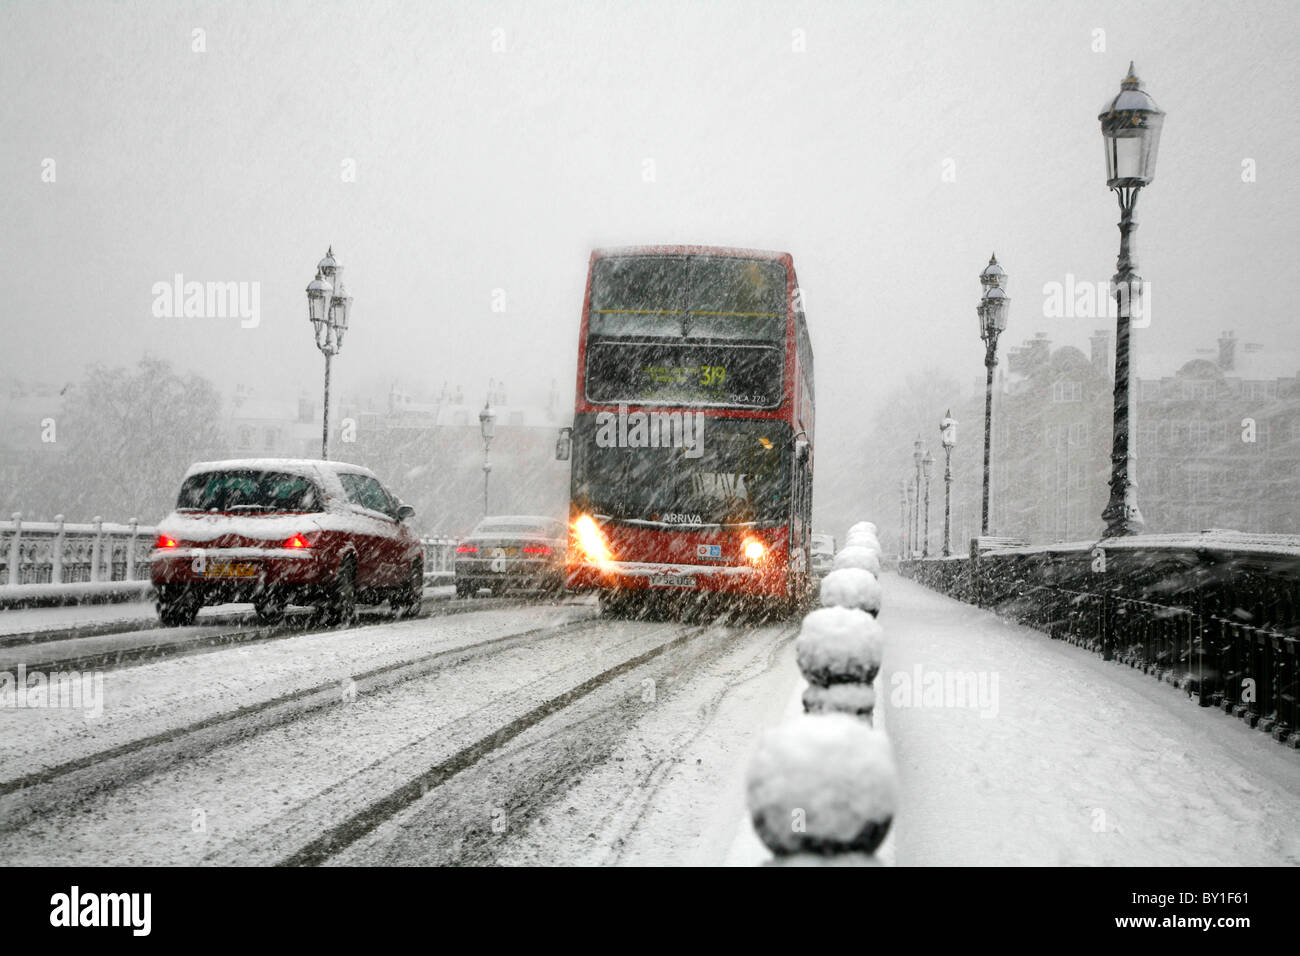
xmin=1218 ymin=331 xmax=1236 ymax=371
xmin=1029 ymin=332 xmax=1051 ymax=368
xmin=1089 ymin=329 xmax=1111 ymax=376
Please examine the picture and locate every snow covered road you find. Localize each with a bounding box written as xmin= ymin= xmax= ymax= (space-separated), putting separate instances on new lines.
xmin=879 ymin=574 xmax=1300 ymax=866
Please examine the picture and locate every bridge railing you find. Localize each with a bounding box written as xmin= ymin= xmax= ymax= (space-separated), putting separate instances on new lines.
xmin=1 ymin=515 xmax=462 ymax=594
xmin=900 ymin=531 xmax=1300 ymax=747
xmin=0 ymin=514 xmax=155 ymax=587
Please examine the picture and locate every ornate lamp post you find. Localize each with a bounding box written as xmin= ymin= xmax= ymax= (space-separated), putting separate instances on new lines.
xmin=940 ymin=410 xmax=957 ymax=556
xmin=1099 ymin=62 xmax=1163 ymax=538
xmin=921 ymin=451 xmax=935 ymax=558
xmin=911 ymin=438 xmax=924 ymax=557
xmin=305 ymin=247 xmax=352 ymax=460
xmin=978 ymin=255 xmax=1009 ymax=535
xmin=478 ymin=399 xmax=497 ymax=516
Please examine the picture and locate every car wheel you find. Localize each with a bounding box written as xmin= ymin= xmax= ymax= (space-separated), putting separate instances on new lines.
xmin=391 ymin=558 xmax=423 ymax=618
xmin=254 ymin=593 xmax=287 ymax=625
xmin=158 ymin=588 xmax=201 ymax=627
xmin=321 ymin=558 xmax=357 ymax=627
xmin=455 ymin=580 xmax=473 ymax=598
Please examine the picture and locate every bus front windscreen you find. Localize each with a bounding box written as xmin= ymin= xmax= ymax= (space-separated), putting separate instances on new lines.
xmin=572 ymin=416 xmax=791 ymax=526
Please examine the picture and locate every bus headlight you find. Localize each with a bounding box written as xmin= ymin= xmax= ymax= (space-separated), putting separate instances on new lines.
xmin=743 ymin=538 xmax=766 ymax=563
xmin=574 ymin=514 xmax=613 ymax=564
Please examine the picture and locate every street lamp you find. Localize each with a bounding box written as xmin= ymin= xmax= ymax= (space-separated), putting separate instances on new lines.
xmin=1099 ymin=62 xmax=1163 ymax=538
xmin=478 ymin=399 xmax=497 ymax=516
xmin=978 ymin=254 xmax=1009 ymax=536
xmin=305 ymin=246 xmax=352 ymax=460
xmin=921 ymin=450 xmax=935 ymax=558
xmin=911 ymin=438 xmax=924 ymax=558
xmin=940 ymin=410 xmax=957 ymax=556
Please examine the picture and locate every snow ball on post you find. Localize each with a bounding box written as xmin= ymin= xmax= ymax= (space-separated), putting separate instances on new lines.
xmin=833 ymin=544 xmax=881 ymax=576
xmin=746 ymin=714 xmax=897 ymax=861
xmin=845 ymin=530 xmax=882 ymax=553
xmin=819 ymin=566 xmax=882 ymax=616
xmin=796 ymin=605 xmax=884 ymax=686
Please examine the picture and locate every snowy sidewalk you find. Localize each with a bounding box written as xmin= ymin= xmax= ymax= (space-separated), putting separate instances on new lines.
xmin=880 ymin=574 xmax=1300 ymax=866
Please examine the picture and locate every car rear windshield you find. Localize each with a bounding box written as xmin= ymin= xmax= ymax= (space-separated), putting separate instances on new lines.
xmin=177 ymin=470 xmax=323 ymax=512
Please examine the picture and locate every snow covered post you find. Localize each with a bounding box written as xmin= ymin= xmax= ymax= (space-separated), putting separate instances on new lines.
xmin=820 ymin=567 xmax=883 ymax=617
xmin=746 ymin=714 xmax=897 ymax=864
xmin=7 ymin=513 xmax=21 ymax=586
xmin=52 ymin=515 xmax=66 ymax=584
xmin=796 ymin=606 xmax=884 ymax=719
xmin=832 ymin=544 xmax=882 ymax=577
xmin=90 ymin=516 xmax=103 ymax=584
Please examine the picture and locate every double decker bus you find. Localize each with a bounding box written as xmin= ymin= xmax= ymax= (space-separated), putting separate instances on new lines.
xmin=557 ymin=245 xmax=815 ymax=616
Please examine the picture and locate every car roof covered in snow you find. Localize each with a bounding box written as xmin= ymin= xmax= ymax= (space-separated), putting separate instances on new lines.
xmin=182 ymin=458 xmax=378 ymax=480
xmin=477 ymin=514 xmax=563 ymax=527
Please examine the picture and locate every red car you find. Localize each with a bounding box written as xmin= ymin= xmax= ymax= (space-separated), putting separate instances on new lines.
xmin=151 ymin=459 xmax=424 ymax=627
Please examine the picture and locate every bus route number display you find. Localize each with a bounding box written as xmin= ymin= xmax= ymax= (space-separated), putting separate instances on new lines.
xmin=586 ymin=342 xmax=782 ymax=408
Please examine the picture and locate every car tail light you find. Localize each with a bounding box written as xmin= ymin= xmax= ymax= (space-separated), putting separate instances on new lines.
xmin=456 ymin=545 xmax=478 ymax=554
xmin=155 ymin=534 xmax=178 ymax=549
xmin=523 ymin=546 xmax=552 ymax=555
xmin=284 ymin=533 xmax=313 ymax=549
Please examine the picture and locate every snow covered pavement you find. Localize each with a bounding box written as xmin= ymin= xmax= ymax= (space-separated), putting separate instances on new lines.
xmin=879 ymin=573 xmax=1300 ymax=866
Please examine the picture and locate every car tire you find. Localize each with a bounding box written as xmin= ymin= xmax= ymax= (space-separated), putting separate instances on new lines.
xmin=320 ymin=558 xmax=357 ymax=627
xmin=158 ymin=588 xmax=201 ymax=627
xmin=391 ymin=558 xmax=423 ymax=618
xmin=455 ymin=580 xmax=474 ymax=598
xmin=254 ymin=593 xmax=287 ymax=625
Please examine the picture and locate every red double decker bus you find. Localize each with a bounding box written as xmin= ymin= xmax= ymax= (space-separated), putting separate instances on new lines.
xmin=558 ymin=245 xmax=815 ymax=616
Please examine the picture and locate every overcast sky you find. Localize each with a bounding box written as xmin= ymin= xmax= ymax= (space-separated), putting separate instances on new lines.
xmin=3 ymin=0 xmax=1297 ymax=505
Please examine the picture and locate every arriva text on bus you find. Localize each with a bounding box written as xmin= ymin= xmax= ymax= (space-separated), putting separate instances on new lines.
xmin=594 ymin=404 xmax=705 ymax=458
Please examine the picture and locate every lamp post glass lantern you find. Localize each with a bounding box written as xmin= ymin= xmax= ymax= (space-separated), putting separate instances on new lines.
xmin=479 ymin=400 xmax=497 ymax=516
xmin=978 ymin=255 xmax=1008 ymax=536
xmin=940 ymin=411 xmax=957 ymax=557
xmin=1099 ymin=63 xmax=1162 ymax=538
xmin=305 ymin=246 xmax=352 ymax=460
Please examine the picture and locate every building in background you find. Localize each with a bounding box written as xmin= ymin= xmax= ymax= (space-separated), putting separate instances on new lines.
xmin=972 ymin=329 xmax=1300 ymax=545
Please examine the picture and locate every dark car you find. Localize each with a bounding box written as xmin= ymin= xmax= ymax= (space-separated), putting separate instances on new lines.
xmin=810 ymin=532 xmax=836 ymax=580
xmin=151 ymin=459 xmax=424 ymax=627
xmin=455 ymin=515 xmax=567 ymax=597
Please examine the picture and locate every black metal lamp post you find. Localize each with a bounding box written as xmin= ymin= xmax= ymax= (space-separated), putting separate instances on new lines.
xmin=978 ymin=255 xmax=1009 ymax=536
xmin=1099 ymin=62 xmax=1163 ymax=538
xmin=478 ymin=400 xmax=497 ymax=516
xmin=921 ymin=451 xmax=935 ymax=558
xmin=911 ymin=438 xmax=924 ymax=557
xmin=305 ymin=247 xmax=352 ymax=460
xmin=940 ymin=410 xmax=957 ymax=556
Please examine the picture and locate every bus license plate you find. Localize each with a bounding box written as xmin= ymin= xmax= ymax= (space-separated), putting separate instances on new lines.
xmin=205 ymin=561 xmax=257 ymax=578
xmin=650 ymin=574 xmax=696 ymax=588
